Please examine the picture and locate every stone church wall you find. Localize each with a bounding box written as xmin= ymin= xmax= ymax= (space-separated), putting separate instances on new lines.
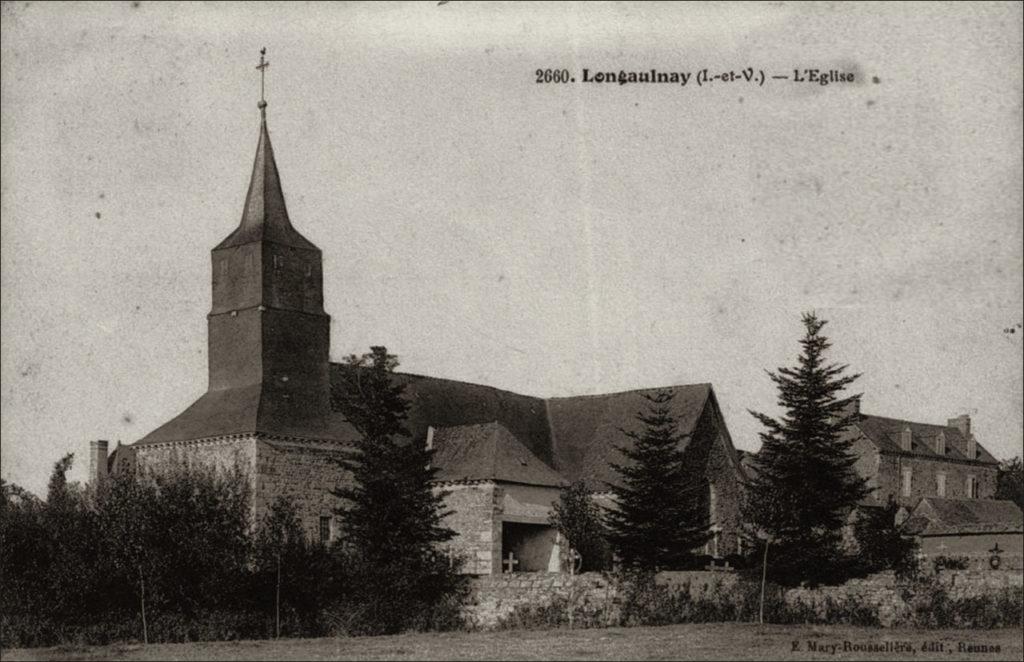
xmin=437 ymin=482 xmax=501 ymax=575
xmin=132 ymin=436 xmax=259 ymax=493
xmin=253 ymin=438 xmax=353 ymax=542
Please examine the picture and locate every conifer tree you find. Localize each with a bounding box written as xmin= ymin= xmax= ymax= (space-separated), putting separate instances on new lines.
xmin=330 ymin=346 xmax=459 ymax=633
xmin=605 ymin=391 xmax=710 ymax=571
xmin=745 ymin=312 xmax=871 ymax=585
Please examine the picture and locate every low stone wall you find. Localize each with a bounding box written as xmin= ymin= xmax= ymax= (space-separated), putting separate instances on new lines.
xmin=463 ymin=567 xmax=1023 ymax=629
xmin=464 ymin=573 xmax=617 ymax=628
xmin=783 ymin=568 xmax=1023 ymax=627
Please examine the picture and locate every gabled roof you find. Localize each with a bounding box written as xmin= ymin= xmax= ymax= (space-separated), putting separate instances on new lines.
xmin=214 ymin=111 xmax=318 ymax=251
xmin=903 ymin=497 xmax=1023 ymax=536
xmin=431 ymin=422 xmax=565 ymax=487
xmin=851 ymin=414 xmax=998 ymax=465
xmin=135 ymin=365 xmax=733 ymax=490
xmin=547 ymin=384 xmax=714 ymax=489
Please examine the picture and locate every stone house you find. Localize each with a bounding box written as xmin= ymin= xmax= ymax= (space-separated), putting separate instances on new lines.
xmin=89 ymin=95 xmax=747 ymax=575
xmin=840 ymin=399 xmax=1001 ymax=509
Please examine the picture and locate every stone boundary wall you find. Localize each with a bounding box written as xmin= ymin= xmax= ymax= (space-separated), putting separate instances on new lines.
xmin=464 ymin=573 xmax=616 ymax=628
xmin=463 ymin=568 xmax=1024 ymax=629
xmin=784 ymin=568 xmax=1023 ymax=627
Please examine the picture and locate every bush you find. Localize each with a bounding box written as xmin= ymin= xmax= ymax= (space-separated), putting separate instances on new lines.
xmin=903 ymin=575 xmax=1023 ymax=629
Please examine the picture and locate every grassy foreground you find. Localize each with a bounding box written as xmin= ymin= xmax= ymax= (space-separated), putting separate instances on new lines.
xmin=4 ymin=623 xmax=1021 ymax=661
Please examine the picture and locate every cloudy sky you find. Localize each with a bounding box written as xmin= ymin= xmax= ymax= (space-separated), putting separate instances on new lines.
xmin=2 ymin=1 xmax=1021 ymax=495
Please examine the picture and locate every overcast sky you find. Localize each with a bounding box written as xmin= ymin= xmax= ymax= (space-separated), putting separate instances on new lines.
xmin=2 ymin=1 xmax=1022 ymax=495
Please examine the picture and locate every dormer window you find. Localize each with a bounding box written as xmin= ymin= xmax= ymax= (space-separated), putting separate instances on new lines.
xmin=966 ymin=435 xmax=977 ymax=460
xmin=900 ymin=426 xmax=913 ymax=452
xmin=935 ymin=430 xmax=945 ymax=455
xmin=273 ymin=254 xmax=283 ymax=270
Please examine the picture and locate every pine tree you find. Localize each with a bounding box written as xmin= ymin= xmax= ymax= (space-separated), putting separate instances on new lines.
xmin=605 ymin=390 xmax=710 ymax=571
xmin=330 ymin=346 xmax=460 ymax=633
xmin=745 ymin=312 xmax=871 ymax=586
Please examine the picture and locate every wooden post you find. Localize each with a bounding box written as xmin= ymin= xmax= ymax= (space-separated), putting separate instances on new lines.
xmin=138 ymin=565 xmax=148 ymax=645
xmin=275 ymin=554 xmax=281 ymax=639
xmin=758 ymin=539 xmax=769 ymax=625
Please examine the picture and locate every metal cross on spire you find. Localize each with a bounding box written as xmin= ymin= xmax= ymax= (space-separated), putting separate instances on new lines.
xmin=256 ymin=47 xmax=270 ymax=112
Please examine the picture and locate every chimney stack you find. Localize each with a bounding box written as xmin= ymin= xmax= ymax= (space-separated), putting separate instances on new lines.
xmin=89 ymin=440 xmax=109 ymax=483
xmin=947 ymin=414 xmax=970 ymax=438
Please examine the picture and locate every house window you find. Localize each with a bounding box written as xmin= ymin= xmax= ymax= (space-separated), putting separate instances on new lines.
xmin=936 ymin=472 xmax=946 ymax=497
xmin=966 ymin=475 xmax=979 ymax=499
xmin=901 ymin=467 xmax=913 ymax=497
xmin=319 ymin=516 xmax=332 ymax=543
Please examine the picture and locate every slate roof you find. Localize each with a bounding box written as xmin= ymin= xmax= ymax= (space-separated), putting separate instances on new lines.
xmin=136 ymin=384 xmax=337 ymax=444
xmin=547 ymin=384 xmax=714 ymax=489
xmin=431 ymin=422 xmax=565 ymax=487
xmin=214 ymin=111 xmax=318 ymax=251
xmin=902 ymin=497 xmax=1024 ymax=536
xmin=851 ymin=414 xmax=998 ymax=465
xmin=134 ymin=366 xmax=722 ymax=489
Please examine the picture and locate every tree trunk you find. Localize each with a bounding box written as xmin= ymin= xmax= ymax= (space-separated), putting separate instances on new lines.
xmin=138 ymin=565 xmax=149 ymax=644
xmin=759 ymin=540 xmax=769 ymax=625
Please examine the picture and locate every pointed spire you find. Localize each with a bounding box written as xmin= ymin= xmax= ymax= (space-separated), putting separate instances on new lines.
xmin=215 ymin=49 xmax=316 ymax=251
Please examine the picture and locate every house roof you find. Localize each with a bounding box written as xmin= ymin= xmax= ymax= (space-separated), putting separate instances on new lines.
xmin=903 ymin=497 xmax=1023 ymax=536
xmin=430 ymin=422 xmax=565 ymax=487
xmin=851 ymin=414 xmax=998 ymax=465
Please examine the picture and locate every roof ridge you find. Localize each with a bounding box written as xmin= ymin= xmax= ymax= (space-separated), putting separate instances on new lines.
xmin=861 ymin=412 xmax=960 ymax=431
xmin=546 ymin=382 xmax=712 ymax=402
xmin=329 ymin=364 xmax=713 ymax=404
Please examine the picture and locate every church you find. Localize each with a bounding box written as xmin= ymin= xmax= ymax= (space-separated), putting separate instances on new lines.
xmin=88 ymin=82 xmax=747 ymax=575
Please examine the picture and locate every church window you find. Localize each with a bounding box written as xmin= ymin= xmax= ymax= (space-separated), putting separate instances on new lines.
xmin=901 ymin=467 xmax=912 ymax=497
xmin=319 ymin=516 xmax=332 ymax=543
xmin=708 ymin=484 xmax=717 ymax=525
xmin=936 ymin=472 xmax=946 ymax=497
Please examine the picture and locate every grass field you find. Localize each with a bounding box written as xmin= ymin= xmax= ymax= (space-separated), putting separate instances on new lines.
xmin=4 ymin=623 xmax=1021 ymax=661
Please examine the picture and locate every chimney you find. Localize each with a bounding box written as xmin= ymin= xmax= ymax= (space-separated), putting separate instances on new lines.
xmin=89 ymin=439 xmax=109 ymax=483
xmin=947 ymin=414 xmax=970 ymax=437
xmin=947 ymin=414 xmax=974 ymax=458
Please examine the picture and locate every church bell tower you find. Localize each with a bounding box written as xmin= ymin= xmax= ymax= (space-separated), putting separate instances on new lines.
xmin=135 ymin=50 xmax=333 ymax=445
xmin=206 ymin=51 xmax=332 ymax=437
